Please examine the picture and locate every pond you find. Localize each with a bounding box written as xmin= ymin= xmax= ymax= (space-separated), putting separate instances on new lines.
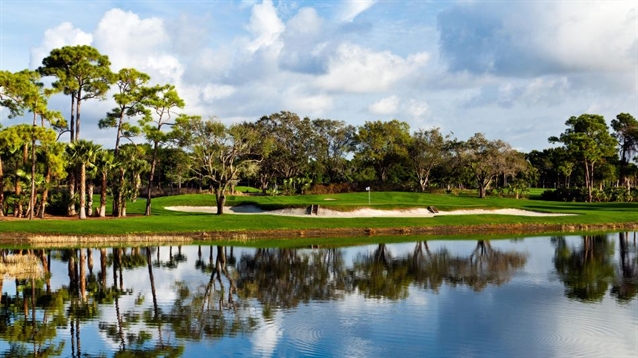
xmin=0 ymin=233 xmax=636 ymax=357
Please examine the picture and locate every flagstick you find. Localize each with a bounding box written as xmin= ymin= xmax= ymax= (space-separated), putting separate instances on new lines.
xmin=368 ymin=188 xmax=371 ymax=205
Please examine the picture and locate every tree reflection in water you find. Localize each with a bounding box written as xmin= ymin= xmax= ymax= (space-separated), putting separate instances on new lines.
xmin=611 ymin=232 xmax=638 ymax=302
xmin=237 ymin=247 xmax=350 ymax=310
xmin=0 ymin=250 xmax=64 ymax=357
xmin=169 ymin=246 xmax=255 ymax=341
xmin=351 ymin=241 xmax=528 ymax=299
xmin=0 ymin=234 xmax=635 ymax=356
xmin=552 ymin=233 xmax=638 ymax=303
xmin=553 ymin=235 xmax=616 ymax=302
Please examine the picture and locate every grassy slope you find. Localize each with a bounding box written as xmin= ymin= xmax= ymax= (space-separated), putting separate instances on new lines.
xmin=0 ymin=191 xmax=636 ymax=236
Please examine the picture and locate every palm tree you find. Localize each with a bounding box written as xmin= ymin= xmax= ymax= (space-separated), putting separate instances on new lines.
xmin=66 ymin=140 xmax=101 ymax=219
xmin=113 ymin=145 xmax=148 ymax=217
xmin=37 ymin=141 xmax=66 ymax=218
xmin=94 ymin=150 xmax=114 ymax=217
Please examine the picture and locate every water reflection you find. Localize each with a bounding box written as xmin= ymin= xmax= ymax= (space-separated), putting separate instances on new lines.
xmin=0 ymin=233 xmax=635 ymax=357
xmin=553 ymin=233 xmax=638 ymax=303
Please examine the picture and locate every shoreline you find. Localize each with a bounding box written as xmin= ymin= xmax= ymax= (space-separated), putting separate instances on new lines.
xmin=3 ymin=221 xmax=637 ymax=247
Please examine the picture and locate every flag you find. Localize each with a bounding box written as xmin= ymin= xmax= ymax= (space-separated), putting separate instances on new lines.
xmin=366 ymin=187 xmax=370 ymax=191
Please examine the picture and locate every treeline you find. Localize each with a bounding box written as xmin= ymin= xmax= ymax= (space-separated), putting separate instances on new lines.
xmin=1 ymin=45 xmax=637 ymax=219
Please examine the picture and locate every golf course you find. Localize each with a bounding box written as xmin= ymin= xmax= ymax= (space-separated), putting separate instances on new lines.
xmin=1 ymin=190 xmax=636 ymax=245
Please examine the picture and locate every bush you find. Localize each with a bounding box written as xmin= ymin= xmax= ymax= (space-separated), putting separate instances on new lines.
xmin=308 ymin=183 xmax=358 ymax=195
xmin=541 ymin=186 xmax=636 ymax=202
xmin=46 ymin=191 xmax=72 ymax=216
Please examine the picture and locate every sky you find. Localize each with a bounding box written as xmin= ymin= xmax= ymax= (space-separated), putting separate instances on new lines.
xmin=0 ymin=0 xmax=637 ymax=152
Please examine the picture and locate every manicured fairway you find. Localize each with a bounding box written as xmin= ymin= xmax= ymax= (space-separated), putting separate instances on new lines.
xmin=0 ymin=191 xmax=636 ymax=236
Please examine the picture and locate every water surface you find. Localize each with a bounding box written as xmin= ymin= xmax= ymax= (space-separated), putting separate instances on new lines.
xmin=0 ymin=233 xmax=636 ymax=357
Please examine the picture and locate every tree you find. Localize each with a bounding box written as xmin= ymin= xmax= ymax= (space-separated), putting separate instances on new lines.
xmin=409 ymin=128 xmax=448 ymax=191
xmin=458 ymin=133 xmax=519 ymax=198
xmin=256 ymin=112 xmax=314 ymax=192
xmin=0 ymin=126 xmax=30 ymax=216
xmin=355 ymin=120 xmax=411 ymax=184
xmin=549 ymin=114 xmax=618 ymax=202
xmin=113 ymin=145 xmax=149 ymax=217
xmin=611 ymin=113 xmax=638 ymax=188
xmin=0 ymin=70 xmax=63 ymax=219
xmin=140 ymin=85 xmax=184 ymax=216
xmin=99 ymin=68 xmax=153 ymax=157
xmin=37 ymin=140 xmax=66 ymax=218
xmin=174 ymin=116 xmax=269 ymax=214
xmin=94 ymin=149 xmax=115 ymax=217
xmin=310 ymin=119 xmax=356 ymax=183
xmin=66 ymin=140 xmax=102 ymax=219
xmin=39 ymin=45 xmax=114 ymax=142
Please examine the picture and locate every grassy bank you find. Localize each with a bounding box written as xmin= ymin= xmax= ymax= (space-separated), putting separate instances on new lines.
xmin=0 ymin=192 xmax=636 ymax=240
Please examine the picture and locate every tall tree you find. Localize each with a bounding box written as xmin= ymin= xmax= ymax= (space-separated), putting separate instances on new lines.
xmin=256 ymin=112 xmax=314 ymax=191
xmin=39 ymin=45 xmax=114 ymax=141
xmin=99 ymin=68 xmax=153 ymax=157
xmin=174 ymin=116 xmax=270 ymax=214
xmin=0 ymin=126 xmax=31 ymax=216
xmin=459 ymin=133 xmax=519 ymax=198
xmin=409 ymin=128 xmax=448 ymax=192
xmin=311 ymin=118 xmax=356 ymax=183
xmin=549 ymin=114 xmax=618 ymax=202
xmin=112 ymin=145 xmax=149 ymax=217
xmin=0 ymin=70 xmax=64 ymax=219
xmin=611 ymin=113 xmax=638 ymax=188
xmin=94 ymin=150 xmax=114 ymax=217
xmin=37 ymin=140 xmax=67 ymax=218
xmin=140 ymin=85 xmax=184 ymax=216
xmin=355 ymin=120 xmax=411 ymax=184
xmin=66 ymin=140 xmax=101 ymax=219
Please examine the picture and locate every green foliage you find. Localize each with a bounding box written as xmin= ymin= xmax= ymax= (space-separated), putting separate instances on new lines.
xmin=46 ymin=191 xmax=70 ymax=215
xmin=549 ymin=114 xmax=618 ymax=202
xmin=99 ymin=68 xmax=154 ymax=154
xmin=542 ymin=186 xmax=637 ymax=202
xmin=310 ymin=118 xmax=356 ymax=183
xmin=409 ymin=127 xmax=448 ymax=192
xmin=354 ymin=119 xmax=411 ymax=184
xmin=453 ymin=133 xmax=525 ymax=198
xmin=39 ymin=45 xmax=115 ymax=140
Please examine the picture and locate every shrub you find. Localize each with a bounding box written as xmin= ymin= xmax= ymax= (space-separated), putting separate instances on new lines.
xmin=46 ymin=191 xmax=72 ymax=216
xmin=308 ymin=183 xmax=357 ymax=195
xmin=541 ymin=186 xmax=636 ymax=202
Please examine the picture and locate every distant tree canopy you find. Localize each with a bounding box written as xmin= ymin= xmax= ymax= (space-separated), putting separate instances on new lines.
xmin=1 ymin=45 xmax=637 ymax=219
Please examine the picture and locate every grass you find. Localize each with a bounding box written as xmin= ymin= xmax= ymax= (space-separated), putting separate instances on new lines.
xmin=0 ymin=191 xmax=636 ymax=237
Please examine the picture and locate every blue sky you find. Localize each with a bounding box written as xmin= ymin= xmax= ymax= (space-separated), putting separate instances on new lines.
xmin=1 ymin=0 xmax=636 ymax=151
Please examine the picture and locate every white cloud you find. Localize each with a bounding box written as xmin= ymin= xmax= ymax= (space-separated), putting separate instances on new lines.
xmin=520 ymin=77 xmax=569 ymax=106
xmin=246 ymin=0 xmax=285 ymax=52
xmin=407 ymin=99 xmax=430 ymax=118
xmin=29 ymin=22 xmax=93 ymax=68
xmin=279 ymin=7 xmax=328 ymax=74
xmin=92 ymin=8 xmax=187 ymax=101
xmin=369 ymin=95 xmax=399 ymax=115
xmin=438 ymin=2 xmax=637 ymax=76
xmin=534 ymin=2 xmax=637 ymax=73
xmin=144 ymin=54 xmax=184 ymax=85
xmin=17 ymin=0 xmax=635 ymax=152
xmin=93 ymin=9 xmax=174 ymax=72
xmin=201 ymin=84 xmax=236 ymax=101
xmin=284 ymin=90 xmax=333 ymax=114
xmin=287 ymin=7 xmax=322 ymax=35
xmin=316 ymin=43 xmax=429 ymax=93
xmin=338 ymin=0 xmax=377 ymax=22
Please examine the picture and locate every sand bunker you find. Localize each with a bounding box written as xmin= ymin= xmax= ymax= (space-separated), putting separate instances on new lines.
xmin=164 ymin=205 xmax=572 ymax=217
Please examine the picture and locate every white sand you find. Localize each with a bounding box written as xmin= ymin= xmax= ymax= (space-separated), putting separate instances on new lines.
xmin=164 ymin=205 xmax=572 ymax=217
